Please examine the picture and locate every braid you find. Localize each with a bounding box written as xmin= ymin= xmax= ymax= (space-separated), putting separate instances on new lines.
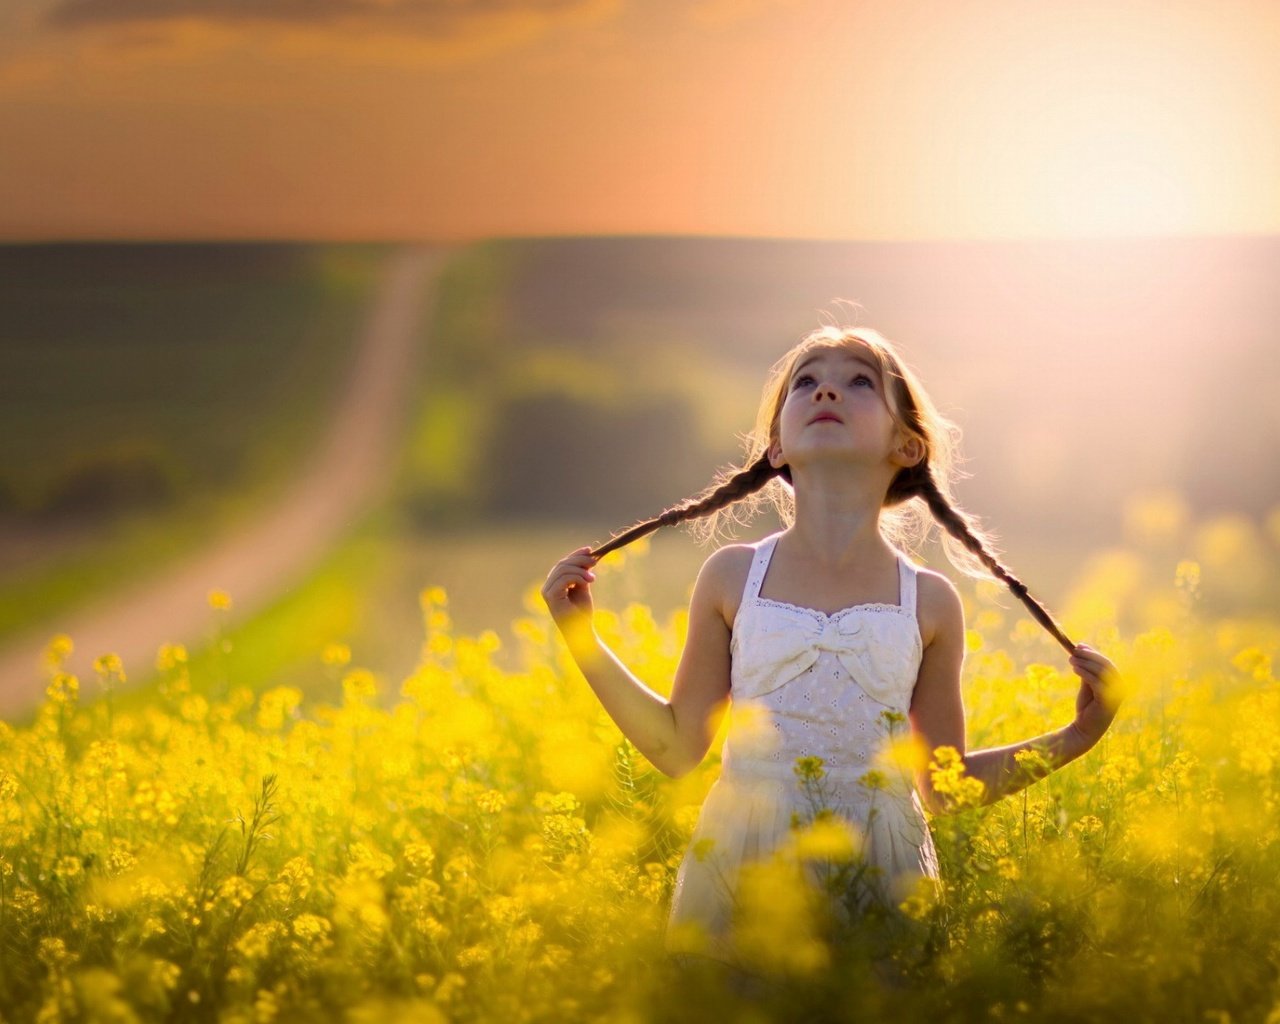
xmin=588 ymin=453 xmax=780 ymax=561
xmin=911 ymin=471 xmax=1077 ymax=655
xmin=586 ymin=453 xmax=1075 ymax=655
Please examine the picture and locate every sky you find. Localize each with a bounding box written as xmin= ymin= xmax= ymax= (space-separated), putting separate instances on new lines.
xmin=1 ymin=0 xmax=1278 ymax=241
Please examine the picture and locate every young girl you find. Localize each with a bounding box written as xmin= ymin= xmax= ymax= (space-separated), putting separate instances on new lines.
xmin=540 ymin=322 xmax=1123 ymax=977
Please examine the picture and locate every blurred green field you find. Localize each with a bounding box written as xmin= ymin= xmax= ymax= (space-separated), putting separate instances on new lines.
xmin=0 ymin=243 xmax=391 ymax=644
xmin=2 ymin=237 xmax=1278 ymax=1021
xmin=11 ymin=236 xmax=1271 ymax=708
xmin=10 ymin=235 xmax=1280 ymax=680
xmin=7 ymin=236 xmax=1280 ymax=714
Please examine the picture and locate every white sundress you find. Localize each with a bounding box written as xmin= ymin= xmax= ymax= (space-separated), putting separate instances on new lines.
xmin=665 ymin=530 xmax=942 ymax=967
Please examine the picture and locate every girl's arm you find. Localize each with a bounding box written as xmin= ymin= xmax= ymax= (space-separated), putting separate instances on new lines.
xmin=907 ymin=574 xmax=1123 ymax=815
xmin=542 ymin=546 xmax=732 ymax=779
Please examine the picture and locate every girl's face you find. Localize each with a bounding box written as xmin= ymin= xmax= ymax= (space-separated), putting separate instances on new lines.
xmin=769 ymin=344 xmax=906 ymax=473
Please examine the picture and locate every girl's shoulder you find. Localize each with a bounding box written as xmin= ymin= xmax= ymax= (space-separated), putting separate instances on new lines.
xmin=698 ymin=542 xmax=760 ymax=633
xmin=913 ymin=566 xmax=964 ymax=650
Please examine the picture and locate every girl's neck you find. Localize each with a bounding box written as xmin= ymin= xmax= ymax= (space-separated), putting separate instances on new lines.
xmin=783 ymin=500 xmax=890 ymax=570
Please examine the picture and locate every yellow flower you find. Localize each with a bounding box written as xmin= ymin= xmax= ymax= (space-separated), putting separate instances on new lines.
xmin=1070 ymin=815 xmax=1104 ymax=844
xmin=217 ymin=876 xmax=256 ymax=910
xmin=403 ymin=842 xmax=436 ymax=876
xmin=1194 ymin=516 xmax=1257 ymax=570
xmin=46 ymin=672 xmax=79 ymax=707
xmin=292 ymin=914 xmax=332 ymax=944
xmin=93 ymin=653 xmax=126 ymax=686
xmin=179 ymin=695 xmax=209 ymax=723
xmin=235 ymin=921 xmax=287 ymax=961
xmin=434 ymin=973 xmax=467 ymax=1004
xmin=154 ymin=643 xmax=188 ymax=672
xmin=793 ymin=755 xmax=826 ymax=782
xmin=857 ymin=769 xmax=888 ymax=791
xmin=456 ymin=943 xmax=491 ymax=968
xmin=151 ymin=960 xmax=181 ymax=993
xmin=928 ymin=745 xmax=985 ymax=810
xmin=207 ymin=589 xmax=233 ymax=611
xmin=1232 ymin=646 xmax=1274 ymax=684
xmin=342 ymin=669 xmax=378 ymax=703
xmin=43 ymin=633 xmax=74 ymax=669
xmin=791 ymin=816 xmax=862 ymax=863
xmin=106 ymin=839 xmax=136 ymax=875
xmin=254 ymin=989 xmax=280 ymax=1023
xmin=1123 ymin=489 xmax=1189 ymax=546
xmin=898 ymin=875 xmax=941 ymax=921
xmin=1097 ymin=755 xmax=1142 ymax=791
xmin=733 ymin=859 xmax=829 ymax=977
xmin=322 ymin=642 xmax=352 ymax=668
xmin=1013 ymin=746 xmax=1052 ymax=778
xmin=37 ymin=937 xmax=77 ymax=970
xmin=54 ymin=855 xmax=83 ymax=881
xmin=485 ymin=895 xmax=526 ymax=927
xmin=346 ymin=842 xmax=395 ymax=881
xmin=879 ymin=709 xmax=908 ymax=730
xmin=534 ymin=792 xmax=580 ymax=815
xmin=874 ymin=733 xmax=929 ymax=780
xmin=425 ymin=633 xmax=453 ymax=659
xmin=256 ymin=686 xmax=303 ymax=731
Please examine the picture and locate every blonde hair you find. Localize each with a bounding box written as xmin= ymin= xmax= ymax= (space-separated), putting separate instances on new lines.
xmin=589 ymin=312 xmax=1076 ymax=652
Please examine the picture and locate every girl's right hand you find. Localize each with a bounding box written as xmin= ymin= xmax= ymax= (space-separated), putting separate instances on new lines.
xmin=541 ymin=546 xmax=599 ymax=632
xmin=1068 ymin=642 xmax=1124 ymax=748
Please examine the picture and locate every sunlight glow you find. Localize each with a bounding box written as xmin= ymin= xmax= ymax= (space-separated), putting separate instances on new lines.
xmin=1042 ymin=128 xmax=1194 ymax=237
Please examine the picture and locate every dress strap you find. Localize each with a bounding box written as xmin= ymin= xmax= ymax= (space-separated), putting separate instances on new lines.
xmin=743 ymin=532 xmax=782 ymax=603
xmin=897 ymin=553 xmax=918 ymax=615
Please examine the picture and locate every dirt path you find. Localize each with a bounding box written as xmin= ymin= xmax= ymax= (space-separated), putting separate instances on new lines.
xmin=0 ymin=243 xmax=451 ymax=719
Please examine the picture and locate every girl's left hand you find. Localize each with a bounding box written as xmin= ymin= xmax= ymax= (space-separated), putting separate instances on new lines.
xmin=1068 ymin=643 xmax=1124 ymax=749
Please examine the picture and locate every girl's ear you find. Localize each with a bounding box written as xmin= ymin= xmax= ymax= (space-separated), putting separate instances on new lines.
xmin=894 ymin=435 xmax=925 ymax=468
xmin=767 ymin=440 xmax=785 ymax=469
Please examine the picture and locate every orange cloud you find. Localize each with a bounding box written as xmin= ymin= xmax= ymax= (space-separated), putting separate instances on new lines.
xmin=4 ymin=0 xmax=622 ymax=84
xmin=47 ymin=0 xmax=611 ymax=35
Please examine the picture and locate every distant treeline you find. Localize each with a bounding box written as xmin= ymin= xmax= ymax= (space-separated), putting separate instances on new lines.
xmin=397 ymin=235 xmax=1280 ymax=542
xmin=0 ymin=243 xmax=389 ymax=524
xmin=397 ymin=240 xmax=737 ymax=530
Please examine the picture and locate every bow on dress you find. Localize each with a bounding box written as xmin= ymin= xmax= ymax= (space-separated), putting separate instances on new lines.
xmin=731 ymin=606 xmax=920 ymax=710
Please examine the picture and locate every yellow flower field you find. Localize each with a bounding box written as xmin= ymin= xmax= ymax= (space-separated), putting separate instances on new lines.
xmin=1 ymin=522 xmax=1278 ymax=1022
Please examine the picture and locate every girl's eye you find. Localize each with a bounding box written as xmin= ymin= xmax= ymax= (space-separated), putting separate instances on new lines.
xmin=792 ymin=373 xmax=873 ymax=389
